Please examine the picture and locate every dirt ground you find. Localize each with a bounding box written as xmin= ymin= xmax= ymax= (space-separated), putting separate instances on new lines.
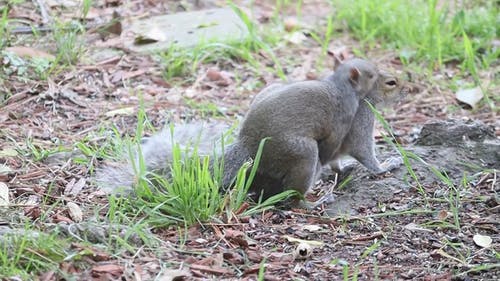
xmin=0 ymin=0 xmax=498 ymax=280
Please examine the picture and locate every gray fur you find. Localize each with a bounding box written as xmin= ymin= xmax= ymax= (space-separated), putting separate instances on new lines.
xmin=240 ymin=59 xmax=381 ymax=200
xmin=95 ymin=122 xmax=233 ymax=194
xmin=241 ymin=58 xmax=404 ymax=204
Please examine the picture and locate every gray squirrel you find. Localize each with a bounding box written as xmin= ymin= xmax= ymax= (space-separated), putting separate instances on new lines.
xmin=95 ymin=58 xmax=407 ymax=207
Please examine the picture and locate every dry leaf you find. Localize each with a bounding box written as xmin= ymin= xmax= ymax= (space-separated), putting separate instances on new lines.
xmin=157 ymin=269 xmax=192 ymax=281
xmin=206 ymin=68 xmax=232 ymax=86
xmin=285 ymin=31 xmax=307 ymax=45
xmin=456 ymin=87 xmax=483 ymax=108
xmin=283 ymin=235 xmax=324 ymax=247
xmin=0 ymin=182 xmax=9 ymax=206
xmin=5 ymin=46 xmax=55 ymax=60
xmin=302 ymin=225 xmax=322 ymax=232
xmin=105 ymin=107 xmax=135 ymax=117
xmin=92 ymin=264 xmax=124 ymax=276
xmin=473 ymin=234 xmax=492 ymax=248
xmin=67 ymin=202 xmax=83 ymax=222
xmin=404 ymin=223 xmax=433 ymax=233
xmin=0 ymin=147 xmax=18 ymax=157
xmin=64 ymin=177 xmax=86 ymax=196
xmin=437 ymin=209 xmax=449 ymax=220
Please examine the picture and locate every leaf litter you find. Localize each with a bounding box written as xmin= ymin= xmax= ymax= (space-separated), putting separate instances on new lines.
xmin=0 ymin=0 xmax=498 ymax=280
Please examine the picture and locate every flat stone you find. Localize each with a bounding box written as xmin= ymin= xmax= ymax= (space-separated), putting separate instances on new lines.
xmin=123 ymin=8 xmax=249 ymax=53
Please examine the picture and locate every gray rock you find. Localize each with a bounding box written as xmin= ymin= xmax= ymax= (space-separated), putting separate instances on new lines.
xmin=124 ymin=8 xmax=249 ymax=53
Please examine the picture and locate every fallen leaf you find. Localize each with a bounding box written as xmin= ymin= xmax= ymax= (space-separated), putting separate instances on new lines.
xmin=92 ymin=264 xmax=124 ymax=276
xmin=404 ymin=223 xmax=434 ymax=233
xmin=0 ymin=164 xmax=12 ymax=175
xmin=285 ymin=31 xmax=307 ymax=45
xmin=224 ymin=229 xmax=249 ymax=248
xmin=64 ymin=177 xmax=86 ymax=196
xmin=0 ymin=182 xmax=9 ymax=206
xmin=456 ymin=87 xmax=483 ymax=108
xmin=67 ymin=202 xmax=84 ymax=222
xmin=5 ymin=46 xmax=55 ymax=60
xmin=25 ymin=206 xmax=42 ymax=219
xmin=206 ymin=68 xmax=232 ymax=86
xmin=473 ymin=234 xmax=492 ymax=248
xmin=0 ymin=147 xmax=18 ymax=157
xmin=436 ymin=209 xmax=449 ymax=220
xmin=105 ymin=107 xmax=135 ymax=117
xmin=302 ymin=225 xmax=322 ymax=232
xmin=46 ymin=0 xmax=80 ymax=8
xmin=283 ymin=235 xmax=324 ymax=247
xmin=195 ymin=238 xmax=208 ymax=244
xmin=157 ymin=269 xmax=192 ymax=281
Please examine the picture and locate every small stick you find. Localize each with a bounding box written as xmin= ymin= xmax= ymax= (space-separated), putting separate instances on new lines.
xmin=35 ymin=0 xmax=52 ymax=25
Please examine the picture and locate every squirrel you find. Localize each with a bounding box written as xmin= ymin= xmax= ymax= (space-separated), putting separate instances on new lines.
xmin=95 ymin=57 xmax=407 ymax=208
xmin=238 ymin=57 xmax=406 ymax=205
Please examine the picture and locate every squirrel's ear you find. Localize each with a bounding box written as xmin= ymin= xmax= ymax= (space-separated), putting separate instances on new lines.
xmin=349 ymin=67 xmax=360 ymax=84
xmin=333 ymin=54 xmax=343 ymax=71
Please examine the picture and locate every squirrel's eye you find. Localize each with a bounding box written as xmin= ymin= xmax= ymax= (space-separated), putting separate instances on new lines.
xmin=385 ymin=79 xmax=397 ymax=87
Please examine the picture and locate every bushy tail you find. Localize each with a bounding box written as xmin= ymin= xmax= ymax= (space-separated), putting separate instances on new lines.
xmin=95 ymin=121 xmax=232 ymax=194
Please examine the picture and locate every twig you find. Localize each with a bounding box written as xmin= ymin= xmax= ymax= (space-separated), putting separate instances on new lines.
xmin=35 ymin=0 xmax=51 ymax=25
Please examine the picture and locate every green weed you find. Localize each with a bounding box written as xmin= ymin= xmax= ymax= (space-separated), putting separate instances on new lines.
xmin=52 ymin=21 xmax=85 ymax=66
xmin=160 ymin=41 xmax=259 ymax=82
xmin=367 ymin=101 xmax=428 ymax=204
xmin=0 ymin=50 xmax=53 ymax=81
xmin=158 ymin=3 xmax=286 ymax=83
xmin=309 ymin=15 xmax=335 ymax=57
xmin=0 ymin=5 xmax=9 ymax=50
xmin=0 ymin=227 xmax=69 ymax=279
xmin=333 ymin=0 xmax=498 ymax=71
xmin=24 ymin=137 xmax=65 ymax=162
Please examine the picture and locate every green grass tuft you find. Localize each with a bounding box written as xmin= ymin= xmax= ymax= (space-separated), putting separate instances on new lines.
xmin=333 ymin=0 xmax=498 ymax=72
xmin=0 ymin=228 xmax=69 ymax=279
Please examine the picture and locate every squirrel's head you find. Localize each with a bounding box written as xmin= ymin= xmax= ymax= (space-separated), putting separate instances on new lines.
xmin=333 ymin=58 xmax=379 ymax=97
xmin=374 ymin=70 xmax=409 ymax=104
xmin=333 ymin=57 xmax=408 ymax=103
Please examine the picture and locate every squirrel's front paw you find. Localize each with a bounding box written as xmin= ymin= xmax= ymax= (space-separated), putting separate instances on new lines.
xmin=380 ymin=156 xmax=404 ymax=172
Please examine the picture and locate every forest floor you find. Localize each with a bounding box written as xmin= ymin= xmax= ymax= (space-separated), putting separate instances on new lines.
xmin=0 ymin=0 xmax=498 ymax=280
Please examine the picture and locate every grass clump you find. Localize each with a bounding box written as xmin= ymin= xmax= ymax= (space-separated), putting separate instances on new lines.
xmin=0 ymin=228 xmax=69 ymax=279
xmin=121 ymin=135 xmax=293 ymax=228
xmin=333 ymin=0 xmax=498 ymax=72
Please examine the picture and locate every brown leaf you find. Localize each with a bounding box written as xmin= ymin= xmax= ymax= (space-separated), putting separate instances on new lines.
xmin=72 ymin=243 xmax=111 ymax=262
xmin=189 ymin=264 xmax=232 ymax=275
xmin=157 ymin=269 xmax=192 ymax=281
xmin=52 ymin=213 xmax=73 ymax=223
xmin=5 ymin=46 xmax=55 ymax=60
xmin=206 ymin=68 xmax=232 ymax=86
xmin=64 ymin=177 xmax=86 ymax=196
xmin=223 ymin=251 xmax=244 ymax=265
xmin=92 ymin=263 xmax=124 ymax=276
xmin=24 ymin=206 xmax=42 ymax=220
